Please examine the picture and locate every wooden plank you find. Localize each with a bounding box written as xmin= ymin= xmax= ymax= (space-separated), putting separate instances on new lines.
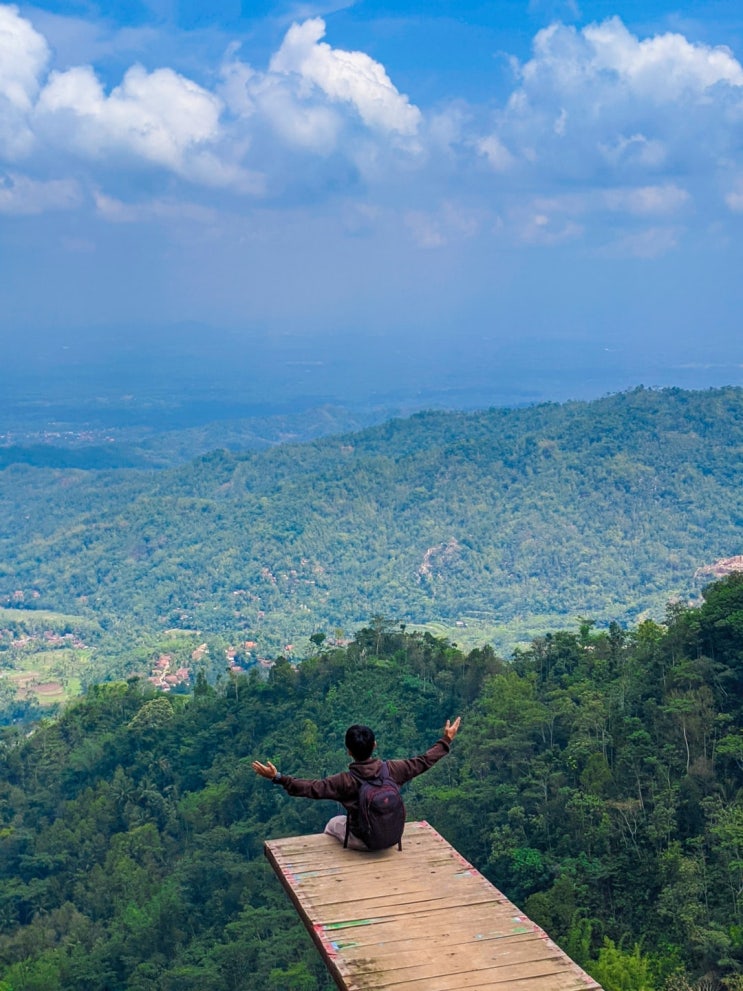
xmin=265 ymin=820 xmax=602 ymax=991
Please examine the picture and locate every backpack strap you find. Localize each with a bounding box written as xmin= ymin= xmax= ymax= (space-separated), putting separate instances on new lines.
xmin=344 ymin=766 xmax=365 ymax=849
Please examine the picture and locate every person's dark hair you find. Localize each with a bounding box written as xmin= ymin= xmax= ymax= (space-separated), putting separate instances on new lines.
xmin=345 ymin=724 xmax=376 ymax=761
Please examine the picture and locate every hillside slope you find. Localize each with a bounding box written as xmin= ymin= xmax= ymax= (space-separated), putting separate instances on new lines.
xmin=2 ymin=584 xmax=743 ymax=989
xmin=1 ymin=386 xmax=742 ymax=654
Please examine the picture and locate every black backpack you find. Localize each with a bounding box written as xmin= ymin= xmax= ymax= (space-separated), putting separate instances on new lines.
xmin=345 ymin=761 xmax=405 ymax=851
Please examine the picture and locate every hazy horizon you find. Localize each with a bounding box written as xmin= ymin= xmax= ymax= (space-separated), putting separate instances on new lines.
xmin=3 ymin=322 xmax=742 ymax=436
xmin=2 ymin=0 xmax=742 ymax=432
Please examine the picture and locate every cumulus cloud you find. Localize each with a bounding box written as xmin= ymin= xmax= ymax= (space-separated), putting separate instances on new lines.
xmin=269 ymin=18 xmax=421 ymax=137
xmin=479 ymin=16 xmax=743 ymax=190
xmin=0 ymin=5 xmax=420 ymax=201
xmin=246 ymin=72 xmax=343 ymax=153
xmin=0 ymin=3 xmax=246 ymax=188
xmin=37 ymin=64 xmax=223 ymax=175
xmin=1 ymin=0 xmax=743 ymax=254
xmin=513 ymin=15 xmax=743 ymax=119
xmin=580 ymin=17 xmax=743 ymax=96
xmin=0 ymin=5 xmax=48 ymax=110
xmin=0 ymin=4 xmax=49 ymax=156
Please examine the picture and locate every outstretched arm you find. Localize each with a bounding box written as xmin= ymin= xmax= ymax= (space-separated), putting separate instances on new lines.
xmin=443 ymin=716 xmax=461 ymax=742
xmin=252 ymin=760 xmax=355 ymax=801
xmin=252 ymin=760 xmax=279 ymax=780
xmin=386 ymin=716 xmax=462 ymax=785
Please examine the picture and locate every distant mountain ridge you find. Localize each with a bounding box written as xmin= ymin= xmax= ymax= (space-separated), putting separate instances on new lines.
xmin=0 ymin=404 xmax=407 ymax=468
xmin=1 ymin=385 xmax=742 ymax=656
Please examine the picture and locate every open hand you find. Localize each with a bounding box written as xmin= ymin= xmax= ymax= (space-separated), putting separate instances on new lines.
xmin=443 ymin=716 xmax=461 ymax=741
xmin=252 ymin=759 xmax=278 ymax=779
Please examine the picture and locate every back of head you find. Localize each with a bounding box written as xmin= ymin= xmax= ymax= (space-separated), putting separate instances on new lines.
xmin=345 ymin=724 xmax=376 ymax=761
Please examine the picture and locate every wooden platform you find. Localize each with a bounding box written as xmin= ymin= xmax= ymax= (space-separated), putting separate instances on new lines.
xmin=264 ymin=820 xmax=602 ymax=991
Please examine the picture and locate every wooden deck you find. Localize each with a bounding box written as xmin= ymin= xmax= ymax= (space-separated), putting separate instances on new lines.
xmin=264 ymin=820 xmax=602 ymax=991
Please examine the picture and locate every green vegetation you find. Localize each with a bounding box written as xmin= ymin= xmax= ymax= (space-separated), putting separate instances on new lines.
xmin=1 ymin=387 xmax=742 ymax=675
xmin=2 ymin=385 xmax=741 ymax=987
xmin=0 ymin=610 xmax=103 ymax=723
xmin=0 ymin=404 xmax=396 ymax=469
xmin=2 ymin=578 xmax=743 ymax=990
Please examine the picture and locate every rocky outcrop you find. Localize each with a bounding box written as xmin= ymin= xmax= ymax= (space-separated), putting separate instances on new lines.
xmin=694 ymin=555 xmax=743 ymax=580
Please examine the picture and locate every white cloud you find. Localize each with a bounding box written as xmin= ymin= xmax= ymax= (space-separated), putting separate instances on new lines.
xmin=441 ymin=200 xmax=484 ymax=238
xmin=517 ymin=209 xmax=584 ymax=245
xmin=1 ymin=1 xmax=743 ymax=252
xmin=94 ymin=190 xmax=217 ymax=223
xmin=0 ymin=5 xmax=48 ymax=109
xmin=606 ymin=225 xmax=683 ymax=258
xmin=219 ymin=43 xmax=347 ymax=157
xmin=477 ymin=134 xmax=515 ymax=172
xmin=405 ymin=210 xmax=446 ymax=248
xmin=0 ymin=171 xmax=80 ymax=213
xmin=218 ymin=52 xmax=257 ymax=120
xmin=599 ymin=133 xmax=667 ymax=170
xmin=403 ymin=200 xmax=485 ymax=248
xmin=581 ymin=17 xmax=743 ymax=98
xmin=725 ymin=177 xmax=743 ymax=212
xmin=481 ymin=17 xmax=743 ymax=187
xmin=250 ymin=73 xmax=343 ymax=153
xmin=604 ymin=184 xmax=690 ymax=215
xmin=521 ymin=17 xmax=743 ymax=100
xmin=0 ymin=6 xmax=421 ymax=202
xmin=37 ymin=64 xmax=222 ymax=173
xmin=0 ymin=5 xmax=49 ymax=156
xmin=269 ymin=18 xmax=421 ymax=137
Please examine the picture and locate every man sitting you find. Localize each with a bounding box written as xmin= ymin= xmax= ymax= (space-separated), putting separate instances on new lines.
xmin=252 ymin=717 xmax=461 ymax=849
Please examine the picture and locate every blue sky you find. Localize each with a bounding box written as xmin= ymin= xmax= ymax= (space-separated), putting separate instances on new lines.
xmin=2 ymin=0 xmax=743 ymax=408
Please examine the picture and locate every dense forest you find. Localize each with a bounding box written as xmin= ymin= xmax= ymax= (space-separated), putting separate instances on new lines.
xmin=1 ymin=386 xmax=743 ymax=668
xmin=2 ymin=575 xmax=743 ymax=991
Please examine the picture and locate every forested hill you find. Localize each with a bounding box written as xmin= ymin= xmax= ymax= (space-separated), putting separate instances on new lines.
xmin=2 ymin=385 xmax=743 ymax=655
xmin=2 ymin=581 xmax=743 ymax=990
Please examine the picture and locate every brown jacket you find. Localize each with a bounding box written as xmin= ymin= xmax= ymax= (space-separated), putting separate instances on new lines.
xmin=276 ymin=738 xmax=451 ymax=837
